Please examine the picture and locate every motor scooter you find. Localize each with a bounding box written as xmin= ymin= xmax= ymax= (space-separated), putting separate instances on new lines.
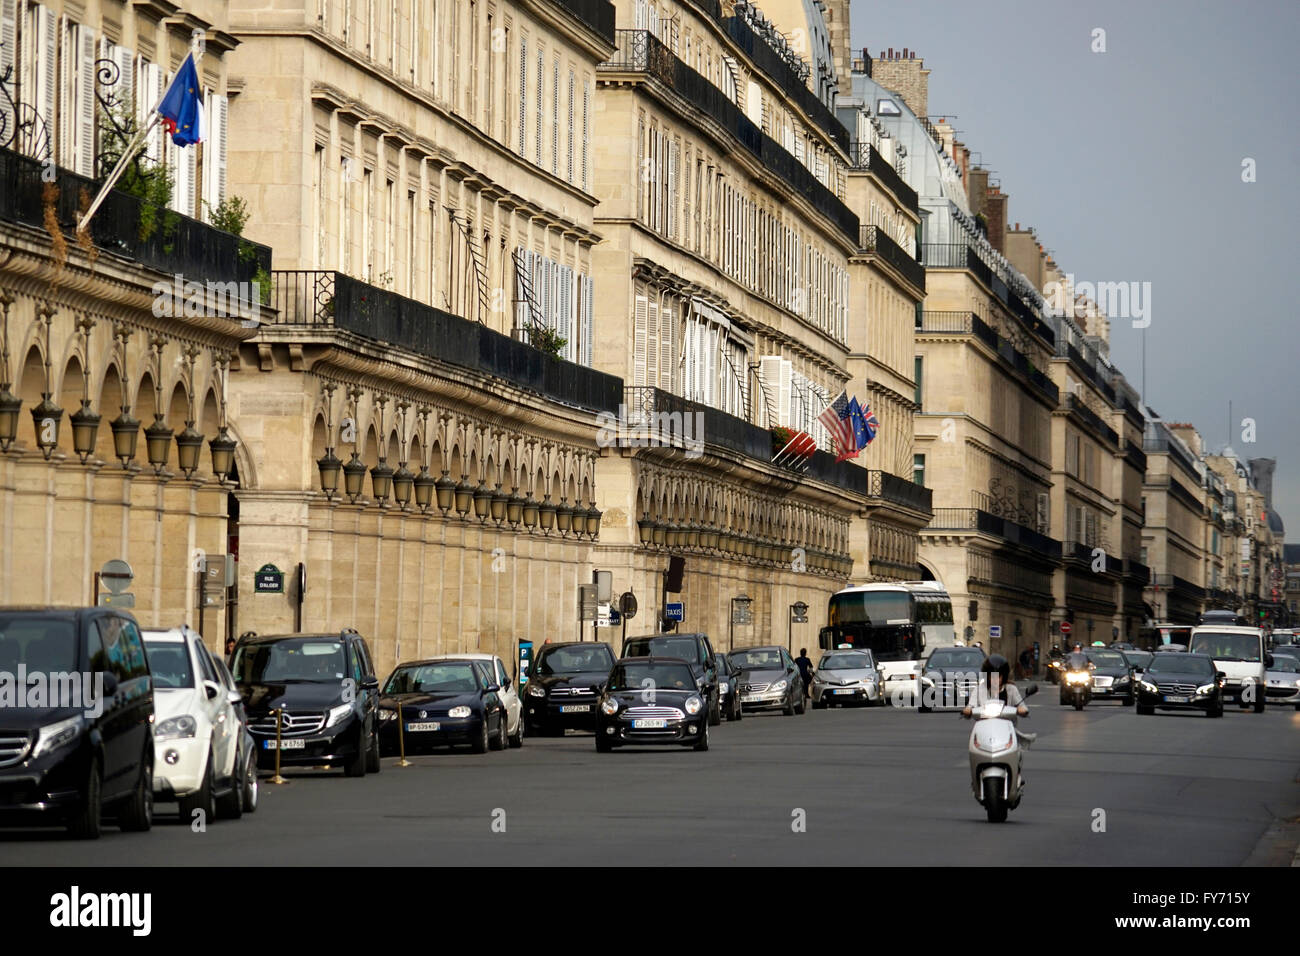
xmin=965 ymin=684 xmax=1037 ymax=823
xmin=1060 ymin=661 xmax=1092 ymax=710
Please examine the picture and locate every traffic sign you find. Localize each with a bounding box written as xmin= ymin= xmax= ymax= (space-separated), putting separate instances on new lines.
xmin=596 ymin=602 xmax=611 ymax=627
xmin=1060 ymin=621 xmax=1072 ymax=635
xmin=989 ymin=625 xmax=1002 ymax=639
xmin=608 ymin=607 xmax=621 ymax=626
xmin=254 ymin=564 xmax=284 ymax=593
xmin=665 ymin=602 xmax=684 ymax=622
xmin=619 ymin=592 xmax=638 ymax=620
xmin=100 ymin=559 xmax=133 ymax=595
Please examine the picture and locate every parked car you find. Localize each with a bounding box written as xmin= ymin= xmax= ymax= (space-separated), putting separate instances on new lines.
xmin=1187 ymin=625 xmax=1270 ymax=712
xmin=1136 ymin=652 xmax=1225 ymax=717
xmin=378 ymin=658 xmax=511 ymax=754
xmin=437 ymin=653 xmax=522 ymax=746
xmin=918 ymin=645 xmax=986 ymax=712
xmin=231 ymin=628 xmax=381 ymax=776
xmin=1262 ymin=654 xmax=1300 ymax=709
xmin=811 ymin=649 xmax=882 ymax=708
xmin=523 ymin=642 xmax=615 ymax=735
xmin=622 ymin=633 xmax=721 ymax=726
xmin=0 ymin=607 xmax=154 ymax=839
xmin=714 ymin=652 xmax=743 ymax=721
xmin=729 ymin=645 xmax=804 ymax=715
xmin=142 ymin=626 xmax=257 ymax=820
xmin=595 ymin=657 xmax=710 ymax=752
xmin=1082 ymin=647 xmax=1136 ymax=706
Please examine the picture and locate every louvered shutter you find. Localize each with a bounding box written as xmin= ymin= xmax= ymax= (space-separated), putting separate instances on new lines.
xmin=581 ymin=80 xmax=589 ymax=190
xmin=582 ymin=275 xmax=593 ymax=367
xmin=633 ymin=294 xmax=649 ymax=388
xmin=646 ymin=299 xmax=660 ymax=391
xmin=535 ymin=48 xmax=542 ymax=165
xmin=551 ymin=56 xmax=558 ymax=174
xmin=0 ymin=0 xmax=16 ymax=139
xmin=659 ymin=299 xmax=672 ymax=393
xmin=559 ymin=264 xmax=571 ymax=360
xmin=668 ymin=139 xmax=678 ymax=240
xmin=34 ymin=6 xmax=56 ymax=161
xmin=518 ymin=35 xmax=527 ymax=157
xmin=211 ymin=93 xmax=227 ymax=207
xmin=566 ymin=70 xmax=574 ymax=183
xmin=74 ymin=24 xmax=95 ymax=175
xmin=112 ymin=45 xmax=135 ymax=113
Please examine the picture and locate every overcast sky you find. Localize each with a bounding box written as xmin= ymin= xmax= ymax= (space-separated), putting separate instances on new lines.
xmin=853 ymin=0 xmax=1300 ymax=536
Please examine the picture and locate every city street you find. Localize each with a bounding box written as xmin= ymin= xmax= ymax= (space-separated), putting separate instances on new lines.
xmin=3 ymin=686 xmax=1296 ymax=866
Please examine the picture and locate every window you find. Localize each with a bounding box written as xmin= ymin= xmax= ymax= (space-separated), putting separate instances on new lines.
xmin=581 ymin=78 xmax=590 ymax=190
xmin=551 ymin=56 xmax=559 ymax=174
xmin=914 ymin=356 xmax=923 ymax=408
xmin=566 ymin=70 xmax=574 ymax=183
xmin=914 ymin=454 xmax=926 ymax=488
xmin=535 ymin=47 xmax=543 ymax=166
xmin=518 ymin=34 xmax=527 ymax=157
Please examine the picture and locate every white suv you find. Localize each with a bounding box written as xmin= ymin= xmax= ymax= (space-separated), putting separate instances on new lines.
xmin=1187 ymin=625 xmax=1270 ymax=713
xmin=142 ymin=627 xmax=258 ymax=820
xmin=426 ymin=653 xmax=523 ymax=747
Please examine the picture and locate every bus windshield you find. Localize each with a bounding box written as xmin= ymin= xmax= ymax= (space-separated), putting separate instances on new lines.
xmin=829 ymin=591 xmax=911 ymax=626
xmin=820 ymin=624 xmax=919 ymax=662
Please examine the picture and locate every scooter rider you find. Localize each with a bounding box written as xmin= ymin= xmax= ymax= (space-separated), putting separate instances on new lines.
xmin=962 ymin=654 xmax=1035 ymax=788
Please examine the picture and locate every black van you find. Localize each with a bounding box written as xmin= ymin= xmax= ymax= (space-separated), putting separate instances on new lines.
xmin=231 ymin=629 xmax=381 ymax=777
xmin=0 ymin=607 xmax=155 ymax=838
xmin=621 ymin=633 xmax=721 ymax=726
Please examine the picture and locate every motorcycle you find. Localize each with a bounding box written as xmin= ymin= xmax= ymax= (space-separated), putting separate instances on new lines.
xmin=965 ymin=684 xmax=1037 ymax=823
xmin=1059 ymin=662 xmax=1092 ymax=710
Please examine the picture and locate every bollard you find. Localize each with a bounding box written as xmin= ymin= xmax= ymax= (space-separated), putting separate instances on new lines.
xmin=269 ymin=707 xmax=289 ymax=785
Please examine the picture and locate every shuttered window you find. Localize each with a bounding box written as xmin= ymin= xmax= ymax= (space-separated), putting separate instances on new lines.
xmin=566 ymin=69 xmax=574 ymax=183
xmin=633 ymin=294 xmax=649 ymax=387
xmin=518 ymin=35 xmax=527 ymax=157
xmin=581 ymin=79 xmax=589 ymax=190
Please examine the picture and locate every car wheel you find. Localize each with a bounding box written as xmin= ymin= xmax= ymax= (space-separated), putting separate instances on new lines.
xmin=117 ymin=749 xmax=154 ymax=832
xmin=1209 ymin=702 xmax=1224 ymax=718
xmin=509 ymin=712 xmax=525 ymax=748
xmin=708 ymin=693 xmax=722 ymax=726
xmin=693 ymin=721 xmax=709 ymax=751
xmin=67 ymin=757 xmax=102 ymax=840
xmin=470 ymin=719 xmax=490 ymax=754
xmin=732 ymin=696 xmax=743 ymax=721
xmin=240 ymin=750 xmax=259 ymax=813
xmin=179 ymin=752 xmax=217 ymax=825
xmin=489 ymin=711 xmax=508 ymax=751
xmin=783 ymin=693 xmax=796 ymax=716
xmin=364 ymin=723 xmax=382 ymax=773
xmin=216 ymin=751 xmax=244 ymax=820
xmin=1137 ymin=704 xmax=1154 ymax=716
xmin=795 ymin=694 xmax=806 ymax=715
xmin=1253 ymin=694 xmax=1266 ymax=714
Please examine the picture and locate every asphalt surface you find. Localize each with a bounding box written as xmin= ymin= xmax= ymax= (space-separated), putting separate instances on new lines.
xmin=3 ymin=683 xmax=1298 ymax=865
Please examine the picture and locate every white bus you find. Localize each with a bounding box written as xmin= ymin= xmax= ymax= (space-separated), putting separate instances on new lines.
xmin=819 ymin=582 xmax=956 ymax=701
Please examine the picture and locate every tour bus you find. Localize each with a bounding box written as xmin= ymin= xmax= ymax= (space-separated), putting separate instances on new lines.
xmin=819 ymin=582 xmax=956 ymax=703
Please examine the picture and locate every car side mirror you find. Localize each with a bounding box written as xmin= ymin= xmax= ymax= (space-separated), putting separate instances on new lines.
xmin=503 ymin=676 xmax=512 ymax=690
xmin=101 ymin=671 xmax=118 ymax=696
xmin=227 ymin=689 xmax=242 ymax=706
xmin=203 ymin=680 xmax=221 ymax=701
xmin=1024 ymin=684 xmax=1038 ymax=697
xmin=360 ymin=676 xmax=379 ymax=690
xmin=485 ymin=684 xmax=501 ymax=694
xmin=1216 ymin=671 xmax=1227 ymax=681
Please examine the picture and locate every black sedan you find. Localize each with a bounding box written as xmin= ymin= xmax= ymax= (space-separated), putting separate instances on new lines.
xmin=595 ymin=658 xmax=710 ymax=752
xmin=714 ymin=652 xmax=743 ymax=721
xmin=378 ymin=659 xmax=509 ymax=754
xmin=919 ymin=646 xmax=987 ymax=711
xmin=1136 ymin=653 xmax=1225 ymax=717
xmin=729 ymin=646 xmax=804 ymax=715
xmin=522 ymin=642 xmax=615 ymax=735
xmin=1084 ymin=647 xmax=1136 ymax=705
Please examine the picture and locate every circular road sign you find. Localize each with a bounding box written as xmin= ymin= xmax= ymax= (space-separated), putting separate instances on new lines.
xmin=100 ymin=559 xmax=134 ymax=595
xmin=620 ymin=592 xmax=638 ymax=619
xmin=1060 ymin=621 xmax=1072 ymax=635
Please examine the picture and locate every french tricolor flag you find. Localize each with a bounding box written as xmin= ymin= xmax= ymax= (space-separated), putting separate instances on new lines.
xmin=157 ymin=53 xmax=204 ymax=147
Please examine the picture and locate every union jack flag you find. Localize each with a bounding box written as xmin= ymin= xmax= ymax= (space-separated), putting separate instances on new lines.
xmin=818 ymin=391 xmax=858 ymax=462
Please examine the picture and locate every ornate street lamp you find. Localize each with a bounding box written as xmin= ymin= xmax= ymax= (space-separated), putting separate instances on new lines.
xmin=343 ymin=452 xmax=367 ymax=502
xmin=538 ymin=495 xmax=557 ymax=533
xmin=506 ymin=487 xmax=524 ymax=526
xmin=652 ymin=521 xmax=666 ymax=547
xmin=491 ymin=484 xmax=508 ymax=525
xmin=370 ymin=459 xmax=394 ymax=504
xmin=638 ymin=515 xmax=655 ymax=546
xmin=473 ymin=481 xmax=493 ymax=522
xmin=0 ymin=387 xmax=20 ymax=452
xmin=413 ymin=466 xmax=435 ymax=512
xmin=435 ymin=471 xmax=455 ymax=514
xmin=454 ymin=478 xmax=474 ymax=517
xmin=70 ymin=399 xmax=100 ymax=463
xmin=29 ymin=395 xmax=63 ymax=460
xmin=175 ymin=422 xmax=204 ymax=478
xmin=317 ymin=447 xmax=342 ymax=499
xmin=587 ymin=505 xmax=602 ymax=538
xmin=111 ymin=410 xmax=140 ymax=467
xmin=556 ymin=499 xmax=573 ymax=535
xmin=392 ymin=462 xmax=414 ymax=510
xmin=209 ymin=355 xmax=238 ymax=483
xmin=522 ymin=491 xmax=539 ymax=530
xmin=144 ymin=414 xmax=173 ymax=473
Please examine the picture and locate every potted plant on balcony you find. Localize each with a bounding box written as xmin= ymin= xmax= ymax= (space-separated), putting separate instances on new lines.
xmin=771 ymin=426 xmax=816 ymax=467
xmin=529 ymin=324 xmax=567 ymax=358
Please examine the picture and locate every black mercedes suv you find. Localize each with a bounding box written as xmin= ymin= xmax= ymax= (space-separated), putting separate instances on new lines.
xmin=231 ymin=628 xmax=381 ymax=776
xmin=0 ymin=607 xmax=155 ymax=838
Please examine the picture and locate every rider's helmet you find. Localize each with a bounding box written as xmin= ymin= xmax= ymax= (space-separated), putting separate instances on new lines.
xmin=982 ymin=653 xmax=1011 ymax=692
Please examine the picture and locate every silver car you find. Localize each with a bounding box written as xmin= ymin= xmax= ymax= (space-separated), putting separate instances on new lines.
xmin=1263 ymin=653 xmax=1300 ymax=709
xmin=811 ymin=650 xmax=882 ymax=708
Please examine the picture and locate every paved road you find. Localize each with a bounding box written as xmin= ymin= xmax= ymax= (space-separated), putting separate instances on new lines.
xmin=3 ymin=685 xmax=1298 ymax=865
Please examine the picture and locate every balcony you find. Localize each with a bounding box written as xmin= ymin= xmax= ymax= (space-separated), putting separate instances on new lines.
xmin=545 ymin=0 xmax=616 ymax=44
xmin=0 ymin=145 xmax=271 ymax=287
xmin=622 ymin=386 xmax=930 ymax=512
xmin=1123 ymin=557 xmax=1150 ymax=583
xmin=722 ymin=16 xmax=850 ymax=154
xmin=1061 ymin=394 xmax=1119 ymax=448
xmin=859 ymin=225 xmax=925 ymax=293
xmin=270 ymin=271 xmax=622 ymax=413
xmin=599 ymin=30 xmax=859 ymax=244
xmin=1121 ymin=438 xmax=1147 ymax=473
xmin=847 ymin=141 xmax=918 ymax=212
xmin=917 ymin=312 xmax=1057 ymax=403
xmin=1064 ymin=540 xmax=1122 ymax=574
xmin=1149 ymin=572 xmax=1207 ymax=599
xmin=927 ymin=508 xmax=1062 ymax=561
xmin=1143 ymin=436 xmax=1199 ymax=479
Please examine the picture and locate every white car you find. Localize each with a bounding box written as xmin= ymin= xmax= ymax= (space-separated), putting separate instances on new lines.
xmin=425 ymin=653 xmax=523 ymax=747
xmin=142 ymin=627 xmax=258 ymax=820
xmin=1187 ymin=625 xmax=1268 ymax=713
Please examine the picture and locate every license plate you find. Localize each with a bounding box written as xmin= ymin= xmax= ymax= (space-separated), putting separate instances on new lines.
xmin=263 ymin=739 xmax=305 ymax=750
xmin=1163 ymin=695 xmax=1189 ymax=703
xmin=406 ymin=722 xmax=440 ymax=732
xmin=833 ymin=689 xmax=854 ymax=695
xmin=632 ymin=718 xmax=667 ymax=728
xmin=560 ymin=705 xmax=589 ymax=713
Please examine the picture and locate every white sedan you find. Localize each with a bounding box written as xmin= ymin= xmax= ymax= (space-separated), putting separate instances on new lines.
xmin=142 ymin=627 xmax=257 ymax=821
xmin=424 ymin=653 xmax=523 ymax=746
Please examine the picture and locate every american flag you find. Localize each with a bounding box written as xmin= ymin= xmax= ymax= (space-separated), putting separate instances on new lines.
xmin=817 ymin=391 xmax=858 ymax=461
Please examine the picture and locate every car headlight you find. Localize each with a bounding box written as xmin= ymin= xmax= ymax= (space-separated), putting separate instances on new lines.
xmin=1196 ymin=683 xmax=1216 ymax=695
xmin=718 ymin=681 xmax=729 ymax=694
xmin=600 ymin=697 xmax=619 ymax=715
xmin=33 ymin=715 xmax=86 ymax=757
xmin=448 ymin=706 xmax=472 ymax=718
xmin=527 ymin=683 xmax=547 ymax=698
xmin=154 ymin=715 xmax=198 ymax=740
xmin=684 ymin=696 xmax=703 ymax=715
xmin=771 ymin=679 xmax=788 ymax=693
xmin=379 ymin=709 xmax=397 ymax=722
xmin=1140 ymin=681 xmax=1158 ymax=694
xmin=325 ymin=703 xmax=353 ymax=728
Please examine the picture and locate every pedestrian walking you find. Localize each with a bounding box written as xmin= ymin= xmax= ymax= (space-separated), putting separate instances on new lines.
xmin=794 ymin=647 xmax=814 ymax=699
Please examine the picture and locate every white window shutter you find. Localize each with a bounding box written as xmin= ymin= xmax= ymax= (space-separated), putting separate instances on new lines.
xmin=566 ymin=70 xmax=574 ymax=183
xmin=668 ymin=139 xmax=678 ymax=240
xmin=581 ymin=80 xmax=590 ymax=191
xmin=535 ymin=48 xmax=543 ymax=166
xmin=633 ymin=294 xmax=649 ymax=388
xmin=518 ymin=35 xmax=527 ymax=158
xmin=213 ymin=93 xmax=227 ymax=207
xmin=75 ymin=24 xmax=95 ymax=176
xmin=0 ymin=0 xmax=16 ymax=139
xmin=646 ymin=299 xmax=660 ymax=390
xmin=112 ymin=45 xmax=135 ymax=113
xmin=659 ymin=299 xmax=673 ymax=393
xmin=582 ymin=275 xmax=593 ymax=367
xmin=551 ymin=56 xmax=558 ymax=174
xmin=34 ymin=6 xmax=56 ymax=162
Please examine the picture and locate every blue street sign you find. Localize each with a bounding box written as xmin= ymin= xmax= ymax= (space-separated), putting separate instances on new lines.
xmin=609 ymin=608 xmax=621 ymax=625
xmin=989 ymin=625 xmax=1002 ymax=639
xmin=518 ymin=640 xmax=533 ymax=686
xmin=666 ymin=602 xmax=684 ymax=622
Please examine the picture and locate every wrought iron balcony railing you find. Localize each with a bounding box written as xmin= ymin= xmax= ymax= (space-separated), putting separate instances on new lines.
xmin=847 ymin=141 xmax=918 ymax=212
xmin=545 ymin=0 xmax=615 ymax=44
xmin=859 ymin=225 xmax=925 ymax=292
xmin=928 ymin=508 xmax=1062 ymax=560
xmin=270 ymin=270 xmax=622 ymax=413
